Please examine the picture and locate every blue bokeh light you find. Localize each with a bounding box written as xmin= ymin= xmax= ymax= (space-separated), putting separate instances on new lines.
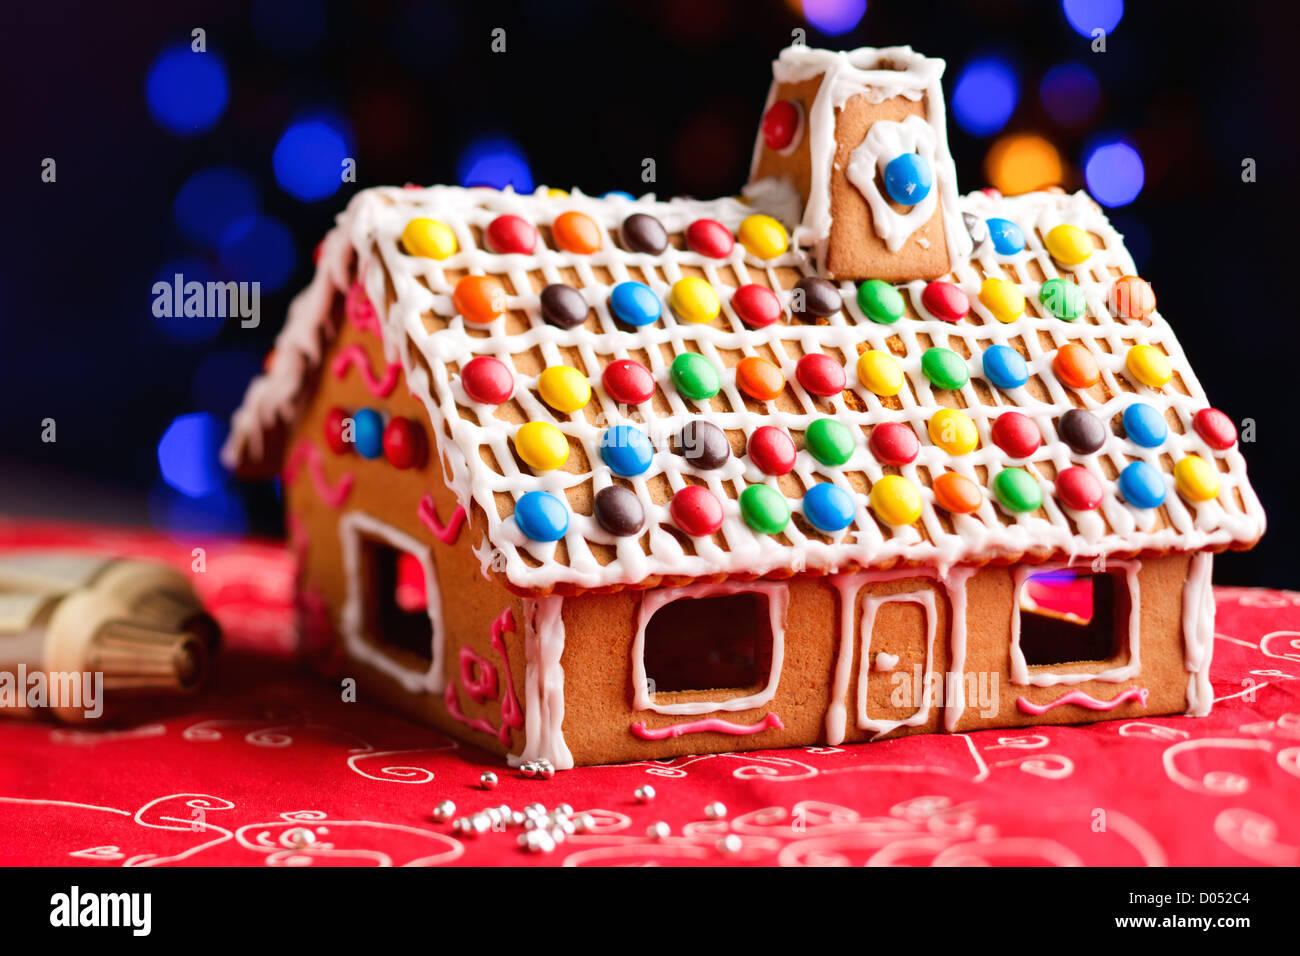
xmin=173 ymin=166 xmax=258 ymax=247
xmin=1039 ymin=63 xmax=1101 ymax=127
xmin=1062 ymin=0 xmax=1124 ymax=38
xmin=158 ymin=412 xmax=225 ymax=498
xmin=273 ymin=113 xmax=353 ymax=202
xmin=193 ymin=349 xmax=264 ymax=419
xmin=457 ymin=137 xmax=534 ymax=192
xmin=218 ymin=215 xmax=297 ymax=293
xmin=148 ymin=481 xmax=249 ymax=539
xmin=1084 ymin=138 xmax=1144 ymax=207
xmin=151 ymin=257 xmax=227 ymax=344
xmin=803 ymin=0 xmax=868 ymax=36
xmin=952 ymin=57 xmax=1019 ymax=136
xmin=146 ymin=45 xmax=229 ymax=136
xmin=252 ymin=0 xmax=326 ymax=54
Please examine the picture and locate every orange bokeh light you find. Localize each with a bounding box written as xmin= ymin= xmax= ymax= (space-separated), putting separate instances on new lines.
xmin=984 ymin=134 xmax=1064 ymax=195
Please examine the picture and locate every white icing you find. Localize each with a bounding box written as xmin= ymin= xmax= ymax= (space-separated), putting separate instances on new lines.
xmin=845 ymin=115 xmax=940 ymax=251
xmin=874 ymin=651 xmax=899 ymax=672
xmin=854 ymin=590 xmax=937 ymax=738
xmin=510 ymin=594 xmax=572 ymax=770
xmin=1182 ymin=551 xmax=1216 ymax=716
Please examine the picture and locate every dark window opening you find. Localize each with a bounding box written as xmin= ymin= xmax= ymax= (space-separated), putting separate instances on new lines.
xmin=1019 ymin=569 xmax=1128 ymax=667
xmin=643 ymin=592 xmax=772 ymax=695
xmin=362 ymin=537 xmax=433 ymax=663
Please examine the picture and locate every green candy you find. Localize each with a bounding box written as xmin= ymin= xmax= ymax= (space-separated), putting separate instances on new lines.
xmin=804 ymin=417 xmax=855 ymax=466
xmin=992 ymin=468 xmax=1042 ymax=513
xmin=857 ymin=279 xmax=904 ymax=324
xmin=670 ymin=352 xmax=720 ymax=401
xmin=1039 ymin=278 xmax=1087 ymax=321
xmin=739 ymin=484 xmax=790 ymax=535
xmin=921 ymin=347 xmax=969 ymax=390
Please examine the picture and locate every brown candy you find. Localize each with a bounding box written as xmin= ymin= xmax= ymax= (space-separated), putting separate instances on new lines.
xmin=672 ymin=421 xmax=730 ymax=470
xmin=540 ymin=284 xmax=588 ymax=329
xmin=621 ymin=213 xmax=668 ymax=255
xmin=1058 ymin=408 xmax=1107 ymax=455
xmin=593 ymin=485 xmax=645 ymax=537
xmin=792 ymin=276 xmax=842 ymax=321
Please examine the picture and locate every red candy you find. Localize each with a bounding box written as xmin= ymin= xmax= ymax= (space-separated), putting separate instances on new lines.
xmin=1056 ymin=466 xmax=1103 ymax=511
xmin=762 ymin=100 xmax=801 ymax=151
xmin=868 ymin=422 xmax=920 ymax=466
xmin=1193 ymin=407 xmax=1237 ymax=450
xmin=382 ymin=417 xmax=426 ymax=470
xmin=921 ymin=281 xmax=970 ymax=322
xmin=602 ymin=358 xmax=655 ymax=405
xmin=991 ymin=411 xmax=1042 ymax=459
xmin=670 ymin=485 xmax=724 ymax=537
xmin=795 ymin=353 xmax=846 ymax=397
xmin=460 ymin=355 xmax=514 ymax=405
xmin=731 ymin=284 xmax=782 ymax=328
xmin=747 ymin=426 xmax=796 ymax=476
xmin=686 ymin=219 xmax=734 ymax=259
xmin=485 ymin=214 xmax=537 ymax=254
xmin=323 ymin=406 xmax=350 ymax=455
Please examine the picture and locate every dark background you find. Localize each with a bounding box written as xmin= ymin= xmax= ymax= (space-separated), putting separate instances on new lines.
xmin=1 ymin=0 xmax=1294 ymax=586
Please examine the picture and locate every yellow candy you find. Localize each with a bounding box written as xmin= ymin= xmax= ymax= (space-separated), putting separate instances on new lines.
xmin=538 ymin=365 xmax=591 ymax=413
xmin=1044 ymin=224 xmax=1093 ymax=265
xmin=737 ymin=214 xmax=790 ymax=260
xmin=870 ymin=475 xmax=923 ymax=526
xmin=670 ymin=276 xmax=721 ymax=324
xmin=1174 ymin=455 xmax=1220 ymax=502
xmin=978 ymin=277 xmax=1025 ymax=323
xmin=515 ymin=421 xmax=569 ymax=471
xmin=928 ymin=408 xmax=979 ymax=455
xmin=856 ymin=350 xmax=904 ymax=397
xmin=1126 ymin=344 xmax=1173 ymax=387
xmin=545 ymin=187 xmax=570 ymax=198
xmin=401 ymin=218 xmax=458 ymax=259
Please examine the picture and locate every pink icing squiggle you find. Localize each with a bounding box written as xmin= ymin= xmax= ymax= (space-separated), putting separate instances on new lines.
xmin=491 ymin=609 xmax=524 ymax=737
xmin=444 ymin=608 xmax=522 ymax=748
xmin=459 ymin=646 xmax=498 ymax=703
xmin=283 ymin=440 xmax=354 ymax=508
xmin=630 ymin=713 xmax=784 ymax=740
xmin=345 ymin=280 xmax=380 ymax=335
xmin=1017 ymin=686 xmax=1149 ymax=716
xmin=418 ymin=493 xmax=467 ymax=545
xmin=330 ymin=344 xmax=402 ymax=398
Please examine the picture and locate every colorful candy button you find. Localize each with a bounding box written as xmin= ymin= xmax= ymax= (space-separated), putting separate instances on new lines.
xmin=601 ymin=359 xmax=655 ymax=405
xmin=603 ymin=190 xmax=635 ymax=201
xmin=353 ymin=408 xmax=384 ymax=459
xmin=1122 ymin=403 xmax=1168 ymax=448
xmin=514 ymin=490 xmax=569 ymax=542
xmin=1053 ymin=343 xmax=1100 ymax=389
xmin=933 ymin=472 xmax=982 ymax=515
xmin=856 ymin=350 xmax=904 ymax=397
xmin=1111 ymin=275 xmax=1156 ymax=320
xmin=1193 ymin=407 xmax=1237 ymax=450
xmin=991 ymin=411 xmax=1042 ymax=459
xmin=485 ymin=214 xmax=537 ymax=254
xmin=921 ymin=281 xmax=969 ymax=323
xmin=870 ymin=475 xmax=923 ymax=526
xmin=609 ymin=281 xmax=662 ymax=327
xmin=324 ymin=407 xmax=349 ymax=455
xmin=599 ymin=425 xmax=654 ymax=477
xmin=515 ymin=421 xmax=569 ymax=472
xmin=802 ymin=482 xmax=855 ymax=533
xmin=804 ymin=418 xmax=855 ymax=466
xmin=796 ymin=353 xmax=846 ymax=397
xmin=738 ymin=214 xmax=789 ymax=260
xmin=673 ymin=421 xmax=730 ymax=470
xmin=731 ymin=284 xmax=782 ymax=328
xmin=1119 ymin=460 xmax=1166 ymax=509
xmin=992 ymin=468 xmax=1042 ymax=514
xmin=883 ymin=153 xmax=932 ymax=205
xmin=670 ymin=485 xmax=723 ymax=537
xmin=538 ymin=365 xmax=591 ymax=413
xmin=921 ymin=347 xmax=969 ymax=391
xmin=551 ymin=211 xmax=601 ymax=254
xmin=1056 ymin=466 xmax=1103 ymax=511
xmin=1039 ymin=278 xmax=1087 ymax=321
xmin=1044 ymin=224 xmax=1093 ymax=265
xmin=686 ymin=219 xmax=734 ymax=258
xmin=545 ymin=188 xmax=570 ymax=198
xmin=670 ymin=353 xmax=721 ymax=401
xmin=1127 ymin=345 xmax=1173 ymax=388
xmin=978 ymin=277 xmax=1025 ymax=323
xmin=621 ymin=213 xmax=668 ymax=255
xmin=792 ymin=277 xmax=842 ymax=320
xmin=539 ymin=283 xmax=588 ymax=328
xmin=453 ymin=275 xmax=507 ymax=324
xmin=1174 ymin=455 xmax=1220 ymax=502
xmin=987 ymin=218 xmax=1026 ymax=255
xmin=401 ymin=218 xmax=458 ymax=259
xmin=857 ymin=279 xmax=905 ymax=324
xmin=981 ymin=344 xmax=1029 ymax=390
xmin=740 ymin=484 xmax=790 ymax=535
xmin=735 ymin=356 xmax=786 ymax=402
xmin=869 ymin=422 xmax=920 ymax=466
xmin=593 ymin=485 xmax=645 ymax=537
xmin=762 ymin=100 xmax=801 ymax=150
xmin=382 ymin=417 xmax=425 ymax=470
xmin=670 ymin=276 xmax=721 ymax=324
xmin=928 ymin=408 xmax=979 ymax=456
xmin=748 ymin=426 xmax=796 ymax=476
xmin=1058 ymin=408 xmax=1106 ymax=455
xmin=461 ymin=356 xmax=514 ymax=404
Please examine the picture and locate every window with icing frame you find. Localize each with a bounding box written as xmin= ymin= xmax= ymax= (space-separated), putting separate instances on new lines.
xmin=360 ymin=534 xmax=436 ymax=665
xmin=1013 ymin=565 xmax=1136 ymax=676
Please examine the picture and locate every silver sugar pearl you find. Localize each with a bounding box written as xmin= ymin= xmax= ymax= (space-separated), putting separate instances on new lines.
xmin=471 ymin=814 xmax=492 ymax=835
xmin=556 ymin=803 xmax=574 ymax=817
xmin=548 ymin=826 xmax=567 ymax=844
xmin=635 ymin=785 xmax=656 ymax=803
xmin=479 ymin=771 xmax=498 ymax=790
xmin=526 ymin=802 xmax=547 ymax=816
xmin=647 ymin=821 xmax=670 ymax=840
xmin=704 ymin=801 xmax=728 ymax=820
xmin=521 ymin=830 xmax=556 ymax=854
xmin=519 ymin=761 xmax=539 ymax=779
xmin=718 ymin=834 xmax=743 ymax=855
xmin=574 ymin=813 xmax=596 ymax=833
xmin=432 ymin=800 xmax=456 ymax=823
xmin=511 ymin=811 xmax=527 ymax=827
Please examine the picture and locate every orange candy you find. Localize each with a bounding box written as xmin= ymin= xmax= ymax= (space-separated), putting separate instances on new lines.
xmin=551 ymin=211 xmax=602 ymax=254
xmin=1052 ymin=343 xmax=1100 ymax=389
xmin=735 ymin=356 xmax=786 ymax=401
xmin=453 ymin=275 xmax=507 ymax=324
xmin=932 ymin=472 xmax=982 ymax=515
xmin=1111 ymin=275 xmax=1156 ymax=320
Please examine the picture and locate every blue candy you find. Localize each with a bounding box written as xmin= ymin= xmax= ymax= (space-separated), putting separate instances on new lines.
xmin=986 ymin=218 xmax=1026 ymax=255
xmin=1122 ymin=402 xmax=1167 ymax=448
xmin=609 ymin=281 xmax=661 ymax=327
xmin=353 ymin=408 xmax=384 ymax=459
xmin=981 ymin=344 xmax=1029 ymax=390
xmin=514 ymin=490 xmax=570 ymax=542
xmin=1119 ymin=460 xmax=1166 ymax=509
xmin=603 ymin=190 xmax=635 ymax=201
xmin=802 ymin=482 xmax=855 ymax=533
xmin=599 ymin=425 xmax=655 ymax=477
xmin=883 ymin=153 xmax=933 ymax=206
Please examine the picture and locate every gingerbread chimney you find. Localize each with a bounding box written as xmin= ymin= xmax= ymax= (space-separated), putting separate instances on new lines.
xmin=746 ymin=45 xmax=971 ymax=281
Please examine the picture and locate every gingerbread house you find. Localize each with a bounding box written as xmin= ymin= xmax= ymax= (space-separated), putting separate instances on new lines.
xmin=224 ymin=45 xmax=1264 ymax=770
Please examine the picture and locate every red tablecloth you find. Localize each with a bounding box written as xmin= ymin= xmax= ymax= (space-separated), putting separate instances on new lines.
xmin=0 ymin=520 xmax=1296 ymax=866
